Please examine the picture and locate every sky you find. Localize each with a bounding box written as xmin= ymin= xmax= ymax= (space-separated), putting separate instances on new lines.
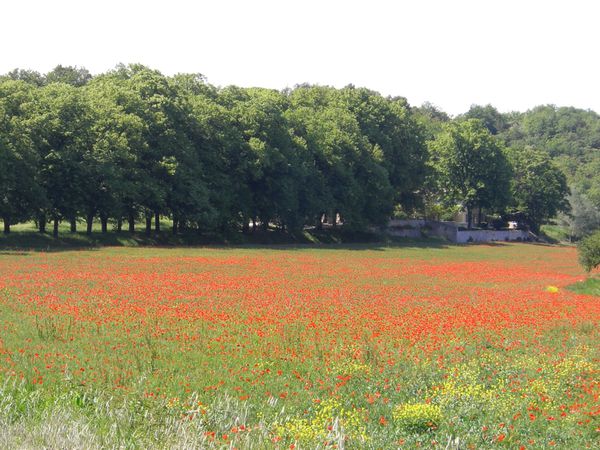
xmin=2 ymin=0 xmax=599 ymax=116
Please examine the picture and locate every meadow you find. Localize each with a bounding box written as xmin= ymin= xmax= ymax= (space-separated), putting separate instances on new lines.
xmin=0 ymin=243 xmax=598 ymax=449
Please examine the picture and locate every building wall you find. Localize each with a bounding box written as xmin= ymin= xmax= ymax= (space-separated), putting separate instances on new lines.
xmin=387 ymin=219 xmax=531 ymax=243
xmin=455 ymin=229 xmax=530 ymax=243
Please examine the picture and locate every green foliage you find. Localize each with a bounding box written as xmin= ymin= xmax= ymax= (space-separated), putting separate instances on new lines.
xmin=338 ymin=86 xmax=427 ymax=209
xmin=45 ymin=65 xmax=92 ymax=87
xmin=0 ymin=80 xmax=45 ymax=231
xmin=460 ymin=104 xmax=508 ymax=135
xmin=30 ymin=82 xmax=94 ymax=233
xmin=429 ymin=119 xmax=511 ymax=227
xmin=578 ymin=230 xmax=600 ymax=272
xmin=0 ymin=68 xmax=46 ymax=86
xmin=286 ymin=85 xmax=395 ymax=228
xmin=412 ymin=102 xmax=450 ymax=140
xmin=506 ymin=146 xmax=570 ymax=233
xmin=559 ymin=186 xmax=600 ymax=240
xmin=2 ymin=64 xmax=595 ymax=238
xmin=500 ymin=105 xmax=600 ymax=220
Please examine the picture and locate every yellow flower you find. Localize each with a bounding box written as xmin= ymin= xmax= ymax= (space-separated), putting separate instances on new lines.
xmin=393 ymin=402 xmax=442 ymax=432
xmin=274 ymin=398 xmax=367 ymax=444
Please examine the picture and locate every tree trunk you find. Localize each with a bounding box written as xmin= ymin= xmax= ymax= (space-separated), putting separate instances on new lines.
xmin=242 ymin=218 xmax=249 ymax=234
xmin=477 ymin=208 xmax=483 ymax=228
xmin=467 ymin=207 xmax=473 ymax=230
xmin=316 ymin=214 xmax=323 ymax=230
xmin=39 ymin=214 xmax=46 ymax=233
xmin=145 ymin=214 xmax=152 ymax=235
xmin=326 ymin=210 xmax=335 ymax=227
xmin=86 ymin=214 xmax=93 ymax=235
xmin=154 ymin=212 xmax=160 ymax=232
xmin=100 ymin=214 xmax=108 ymax=234
xmin=172 ymin=216 xmax=178 ymax=235
xmin=117 ymin=218 xmax=122 ymax=232
xmin=53 ymin=218 xmax=59 ymax=238
xmin=70 ymin=217 xmax=77 ymax=233
xmin=530 ymin=222 xmax=539 ymax=235
xmin=3 ymin=216 xmax=9 ymax=234
xmin=128 ymin=214 xmax=135 ymax=233
xmin=252 ymin=218 xmax=257 ymax=233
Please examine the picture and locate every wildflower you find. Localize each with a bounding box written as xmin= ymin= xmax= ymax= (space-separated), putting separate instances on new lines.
xmin=393 ymin=402 xmax=443 ymax=432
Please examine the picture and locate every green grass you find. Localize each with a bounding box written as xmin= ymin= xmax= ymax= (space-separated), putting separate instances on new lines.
xmin=0 ymin=221 xmax=431 ymax=251
xmin=540 ymin=223 xmax=571 ymax=244
xmin=566 ymin=276 xmax=600 ymax=296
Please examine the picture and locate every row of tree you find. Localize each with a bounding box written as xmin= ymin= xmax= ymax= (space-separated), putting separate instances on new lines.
xmin=0 ymin=65 xmax=570 ymax=236
xmin=453 ymin=103 xmax=600 ymax=238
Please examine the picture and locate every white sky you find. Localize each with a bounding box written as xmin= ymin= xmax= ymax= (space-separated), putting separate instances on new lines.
xmin=2 ymin=0 xmax=599 ymax=115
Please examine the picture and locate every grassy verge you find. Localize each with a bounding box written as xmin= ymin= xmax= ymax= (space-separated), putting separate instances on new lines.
xmin=566 ymin=276 xmax=600 ymax=296
xmin=0 ymin=226 xmax=449 ymax=251
xmin=539 ymin=223 xmax=571 ymax=244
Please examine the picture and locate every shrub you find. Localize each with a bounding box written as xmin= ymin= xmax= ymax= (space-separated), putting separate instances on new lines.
xmin=578 ymin=230 xmax=600 ymax=272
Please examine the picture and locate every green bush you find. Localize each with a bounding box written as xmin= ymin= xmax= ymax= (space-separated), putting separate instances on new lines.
xmin=578 ymin=230 xmax=600 ymax=272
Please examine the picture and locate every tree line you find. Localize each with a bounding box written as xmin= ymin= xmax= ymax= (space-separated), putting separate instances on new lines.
xmin=0 ymin=64 xmax=571 ymax=237
xmin=451 ymin=103 xmax=600 ymax=237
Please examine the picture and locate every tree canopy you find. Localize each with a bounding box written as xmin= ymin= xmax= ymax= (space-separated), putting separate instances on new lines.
xmin=429 ymin=119 xmax=511 ymax=228
xmin=506 ymin=147 xmax=569 ymax=233
xmin=0 ymin=65 xmax=589 ymax=238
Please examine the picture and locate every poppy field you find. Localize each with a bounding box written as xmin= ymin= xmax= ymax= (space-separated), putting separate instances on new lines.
xmin=0 ymin=243 xmax=598 ymax=448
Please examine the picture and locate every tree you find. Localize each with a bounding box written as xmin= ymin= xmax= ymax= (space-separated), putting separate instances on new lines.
xmin=0 ymin=80 xmax=44 ymax=233
xmin=84 ymin=76 xmax=145 ymax=234
xmin=222 ymin=86 xmax=305 ymax=231
xmin=29 ymin=83 xmax=93 ymax=237
xmin=338 ymin=87 xmax=428 ymax=213
xmin=429 ymin=119 xmax=511 ymax=228
xmin=1 ymin=68 xmax=46 ymax=86
xmin=578 ymin=230 xmax=600 ymax=272
xmin=412 ymin=102 xmax=451 ymax=143
xmin=177 ymin=78 xmax=246 ymax=233
xmin=163 ymin=74 xmax=218 ymax=233
xmin=499 ymin=104 xmax=600 ymax=239
xmin=506 ymin=147 xmax=569 ymax=234
xmin=287 ymin=85 xmax=395 ymax=229
xmin=461 ymin=104 xmax=508 ymax=135
xmin=46 ymin=65 xmax=92 ymax=87
xmin=559 ymin=186 xmax=600 ymax=240
xmin=107 ymin=65 xmax=187 ymax=233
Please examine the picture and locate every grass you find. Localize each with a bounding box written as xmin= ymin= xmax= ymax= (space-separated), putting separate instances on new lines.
xmin=1 ymin=221 xmax=394 ymax=251
xmin=0 ymin=244 xmax=597 ymax=448
xmin=540 ymin=223 xmax=571 ymax=244
xmin=566 ymin=276 xmax=600 ymax=296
